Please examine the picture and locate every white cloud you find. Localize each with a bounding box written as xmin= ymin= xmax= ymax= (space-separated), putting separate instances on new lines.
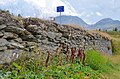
xmin=96 ymin=12 xmax=102 ymax=16
xmin=0 ymin=0 xmax=16 ymax=5
xmin=24 ymin=0 xmax=46 ymax=7
xmin=86 ymin=14 xmax=91 ymax=17
xmin=24 ymin=0 xmax=78 ymax=17
xmin=0 ymin=1 xmax=5 ymax=5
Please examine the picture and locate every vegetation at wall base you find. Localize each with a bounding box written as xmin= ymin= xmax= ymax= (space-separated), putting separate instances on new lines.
xmin=0 ymin=47 xmax=115 ymax=79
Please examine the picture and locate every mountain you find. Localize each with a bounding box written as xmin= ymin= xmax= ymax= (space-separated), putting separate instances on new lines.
xmin=55 ymin=15 xmax=90 ymax=28
xmin=91 ymin=18 xmax=120 ymax=30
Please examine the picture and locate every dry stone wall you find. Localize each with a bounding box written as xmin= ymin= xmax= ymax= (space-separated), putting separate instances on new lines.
xmin=0 ymin=10 xmax=112 ymax=64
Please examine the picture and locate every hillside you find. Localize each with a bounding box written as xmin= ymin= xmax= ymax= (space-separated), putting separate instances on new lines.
xmin=55 ymin=15 xmax=90 ymax=28
xmin=55 ymin=16 xmax=120 ymax=31
xmin=91 ymin=18 xmax=120 ymax=30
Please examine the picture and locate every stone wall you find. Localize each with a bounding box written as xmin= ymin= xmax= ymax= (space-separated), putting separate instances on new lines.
xmin=0 ymin=10 xmax=112 ymax=64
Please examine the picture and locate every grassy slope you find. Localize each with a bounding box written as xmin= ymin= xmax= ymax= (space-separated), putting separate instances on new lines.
xmin=105 ymin=55 xmax=120 ymax=79
xmin=87 ymin=31 xmax=120 ymax=79
xmin=107 ymin=31 xmax=120 ymax=54
xmin=105 ymin=31 xmax=120 ymax=79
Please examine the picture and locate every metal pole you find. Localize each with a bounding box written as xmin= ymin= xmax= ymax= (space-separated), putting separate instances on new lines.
xmin=60 ymin=12 xmax=61 ymax=26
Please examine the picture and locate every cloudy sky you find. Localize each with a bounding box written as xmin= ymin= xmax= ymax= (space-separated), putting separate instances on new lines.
xmin=69 ymin=0 xmax=120 ymax=24
xmin=0 ymin=0 xmax=120 ymax=24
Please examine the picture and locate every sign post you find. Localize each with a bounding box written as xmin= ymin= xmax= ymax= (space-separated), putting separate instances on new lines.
xmin=57 ymin=6 xmax=64 ymax=26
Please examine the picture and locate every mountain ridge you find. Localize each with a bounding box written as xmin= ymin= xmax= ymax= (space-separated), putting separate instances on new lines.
xmin=91 ymin=18 xmax=120 ymax=30
xmin=55 ymin=15 xmax=120 ymax=30
xmin=55 ymin=15 xmax=90 ymax=28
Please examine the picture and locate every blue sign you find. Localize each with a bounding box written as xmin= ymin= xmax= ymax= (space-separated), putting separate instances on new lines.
xmin=57 ymin=6 xmax=64 ymax=12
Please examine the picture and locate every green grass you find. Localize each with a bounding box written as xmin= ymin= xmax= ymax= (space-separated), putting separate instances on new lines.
xmin=104 ymin=55 xmax=120 ymax=79
xmin=85 ymin=50 xmax=113 ymax=72
xmin=104 ymin=31 xmax=120 ymax=78
xmin=107 ymin=31 xmax=120 ymax=38
xmin=107 ymin=31 xmax=120 ymax=54
xmin=111 ymin=39 xmax=120 ymax=54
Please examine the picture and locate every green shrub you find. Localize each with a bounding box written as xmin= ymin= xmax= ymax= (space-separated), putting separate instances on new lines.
xmin=85 ymin=50 xmax=111 ymax=72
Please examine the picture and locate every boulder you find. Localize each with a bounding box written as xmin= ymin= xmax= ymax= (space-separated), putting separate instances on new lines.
xmin=0 ymin=49 xmax=23 ymax=64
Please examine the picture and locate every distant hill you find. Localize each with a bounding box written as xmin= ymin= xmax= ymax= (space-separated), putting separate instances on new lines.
xmin=91 ymin=18 xmax=120 ymax=30
xmin=55 ymin=15 xmax=90 ymax=28
xmin=55 ymin=16 xmax=120 ymax=31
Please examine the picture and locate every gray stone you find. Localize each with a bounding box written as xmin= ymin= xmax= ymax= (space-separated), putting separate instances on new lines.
xmin=41 ymin=39 xmax=49 ymax=44
xmin=9 ymin=42 xmax=24 ymax=49
xmin=3 ymin=32 xmax=18 ymax=39
xmin=0 ymin=49 xmax=24 ymax=64
xmin=0 ymin=46 xmax=7 ymax=51
xmin=25 ymin=42 xmax=37 ymax=47
xmin=0 ymin=39 xmax=9 ymax=47
xmin=7 ymin=44 xmax=16 ymax=49
xmin=6 ymin=22 xmax=17 ymax=26
xmin=47 ymin=32 xmax=56 ymax=39
xmin=26 ymin=25 xmax=38 ymax=34
xmin=0 ymin=32 xmax=3 ymax=37
xmin=4 ymin=25 xmax=25 ymax=34
xmin=21 ymin=34 xmax=36 ymax=41
xmin=56 ymin=33 xmax=62 ymax=38
xmin=0 ymin=24 xmax=7 ymax=30
xmin=14 ymin=38 xmax=23 ymax=43
xmin=0 ymin=17 xmax=5 ymax=25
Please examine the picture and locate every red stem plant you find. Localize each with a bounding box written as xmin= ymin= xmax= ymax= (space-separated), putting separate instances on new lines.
xmin=61 ymin=43 xmax=64 ymax=54
xmin=66 ymin=45 xmax=69 ymax=62
xmin=45 ymin=51 xmax=51 ymax=67
xmin=70 ymin=47 xmax=76 ymax=64
xmin=77 ymin=48 xmax=83 ymax=62
xmin=82 ymin=50 xmax=86 ymax=65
